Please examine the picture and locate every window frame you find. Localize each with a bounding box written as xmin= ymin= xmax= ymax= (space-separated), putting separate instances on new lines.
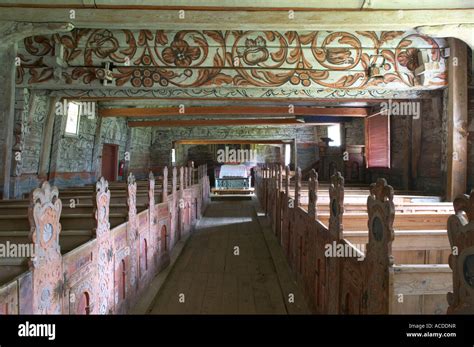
xmin=64 ymin=101 xmax=81 ymax=137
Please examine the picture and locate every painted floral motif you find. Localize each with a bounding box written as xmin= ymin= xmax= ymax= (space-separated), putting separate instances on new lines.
xmin=237 ymin=36 xmax=269 ymax=65
xmin=89 ymin=30 xmax=120 ymax=59
xmin=162 ymin=39 xmax=201 ymax=67
xmin=396 ymin=48 xmax=420 ymax=71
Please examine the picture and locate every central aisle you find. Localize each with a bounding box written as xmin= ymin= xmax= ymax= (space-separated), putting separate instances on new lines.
xmin=148 ymin=198 xmax=310 ymax=314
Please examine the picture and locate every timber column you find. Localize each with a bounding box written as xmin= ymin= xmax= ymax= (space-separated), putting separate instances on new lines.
xmin=446 ymin=38 xmax=468 ymax=201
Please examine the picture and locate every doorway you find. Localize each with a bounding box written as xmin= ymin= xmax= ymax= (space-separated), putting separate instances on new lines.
xmin=101 ymin=144 xmax=118 ymax=182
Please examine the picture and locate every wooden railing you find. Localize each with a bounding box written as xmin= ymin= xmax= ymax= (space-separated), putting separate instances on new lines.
xmin=255 ymin=163 xmax=457 ymax=314
xmin=0 ymin=165 xmax=210 ymax=314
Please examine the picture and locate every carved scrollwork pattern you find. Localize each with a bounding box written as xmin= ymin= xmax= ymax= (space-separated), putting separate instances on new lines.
xmin=17 ymin=29 xmax=447 ymax=89
xmin=447 ymin=191 xmax=474 ymax=314
xmin=365 ymin=178 xmax=395 ymax=314
xmin=28 ymin=181 xmax=63 ymax=314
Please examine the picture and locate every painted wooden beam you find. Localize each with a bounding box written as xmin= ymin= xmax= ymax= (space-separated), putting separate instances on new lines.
xmin=128 ymin=118 xmax=302 ymax=127
xmin=1 ymin=0 xmax=472 ymax=10
xmin=446 ymin=38 xmax=468 ymax=201
xmin=0 ymin=44 xmax=16 ymax=199
xmin=100 ymin=106 xmax=368 ymax=117
xmin=0 ymin=8 xmax=472 ymax=31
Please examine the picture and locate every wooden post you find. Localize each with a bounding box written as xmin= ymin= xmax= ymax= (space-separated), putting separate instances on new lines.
xmin=123 ymin=127 xmax=132 ymax=181
xmin=184 ymin=166 xmax=188 ymax=189
xmin=94 ymin=177 xmax=114 ymax=314
xmin=172 ymin=166 xmax=177 ymax=198
xmin=28 ymin=181 xmax=63 ymax=313
xmin=308 ymin=169 xmax=318 ymax=220
xmin=365 ymin=178 xmax=395 ymax=314
xmin=446 ymin=38 xmax=468 ymax=201
xmin=180 ymin=166 xmax=185 ymax=192
xmin=0 ymin=43 xmax=17 ymax=199
xmin=294 ymin=167 xmax=301 ymax=207
xmin=38 ymin=96 xmax=59 ymax=179
xmin=329 ymin=171 xmax=344 ymax=241
xmin=162 ymin=166 xmax=168 ymax=202
xmin=127 ymin=172 xmax=139 ymax=293
xmin=148 ymin=171 xmax=155 ymax=223
xmin=285 ymin=165 xmax=290 ymax=197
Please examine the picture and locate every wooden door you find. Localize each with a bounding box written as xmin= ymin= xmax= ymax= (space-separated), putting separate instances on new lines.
xmin=101 ymin=144 xmax=118 ymax=182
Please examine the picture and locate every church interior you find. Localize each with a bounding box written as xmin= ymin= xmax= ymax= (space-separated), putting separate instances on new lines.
xmin=0 ymin=0 xmax=473 ymax=318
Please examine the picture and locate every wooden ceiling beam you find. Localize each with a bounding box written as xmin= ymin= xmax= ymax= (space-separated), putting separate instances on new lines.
xmin=175 ymin=139 xmax=291 ymax=145
xmin=128 ymin=118 xmax=302 ymax=127
xmin=0 ymin=8 xmax=472 ymax=31
xmin=100 ymin=106 xmax=368 ymax=117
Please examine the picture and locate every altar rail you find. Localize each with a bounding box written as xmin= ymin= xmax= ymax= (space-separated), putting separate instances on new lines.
xmin=255 ymin=164 xmax=459 ymax=314
xmin=0 ymin=165 xmax=210 ymax=314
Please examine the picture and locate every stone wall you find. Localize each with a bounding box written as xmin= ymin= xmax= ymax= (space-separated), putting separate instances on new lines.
xmin=150 ymin=125 xmax=318 ymax=170
xmin=12 ymin=97 xmax=153 ymax=192
xmin=344 ymin=118 xmax=365 ymax=146
xmin=368 ymin=97 xmax=444 ymax=194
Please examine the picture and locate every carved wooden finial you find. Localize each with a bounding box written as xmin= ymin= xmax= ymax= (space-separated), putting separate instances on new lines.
xmin=163 ymin=166 xmax=169 ymax=202
xmin=453 ymin=191 xmax=474 ymax=223
xmin=127 ymin=172 xmax=136 ymax=186
xmin=447 ymin=190 xmax=474 ymax=314
xmin=294 ymin=167 xmax=302 ymax=207
xmin=94 ymin=177 xmax=110 ymax=237
xmin=184 ymin=167 xmax=188 ymax=189
xmin=329 ymin=171 xmax=344 ymax=240
xmin=148 ymin=171 xmax=155 ymax=209
xmin=28 ymin=181 xmax=63 ymax=314
xmin=285 ymin=166 xmax=290 ymax=197
xmin=172 ymin=166 xmax=178 ymax=195
xmin=179 ymin=166 xmax=185 ymax=190
xmin=29 ymin=181 xmax=62 ymax=260
xmin=369 ymin=178 xmax=394 ymax=203
xmin=308 ymin=169 xmax=319 ymax=219
xmin=278 ymin=165 xmax=283 ymax=191
xmin=94 ymin=177 xmax=113 ymax=314
xmin=127 ymin=172 xmax=137 ymax=240
xmin=367 ymin=178 xmax=395 ymax=245
xmin=364 ymin=178 xmax=395 ymax=314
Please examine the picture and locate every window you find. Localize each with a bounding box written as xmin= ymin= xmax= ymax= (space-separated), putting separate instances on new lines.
xmin=365 ymin=114 xmax=390 ymax=168
xmin=171 ymin=148 xmax=176 ymax=165
xmin=65 ymin=102 xmax=80 ymax=136
xmin=327 ymin=124 xmax=341 ymax=147
xmin=284 ymin=144 xmax=291 ymax=166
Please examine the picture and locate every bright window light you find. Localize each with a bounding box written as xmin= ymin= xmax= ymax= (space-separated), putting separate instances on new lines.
xmin=327 ymin=124 xmax=341 ymax=147
xmin=284 ymin=144 xmax=291 ymax=166
xmin=171 ymin=148 xmax=176 ymax=164
xmin=65 ymin=102 xmax=80 ymax=135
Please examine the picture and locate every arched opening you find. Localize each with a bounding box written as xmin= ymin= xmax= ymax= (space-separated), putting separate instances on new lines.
xmin=161 ymin=225 xmax=168 ymax=252
xmin=78 ymin=292 xmax=90 ymax=315
xmin=121 ymin=259 xmax=126 ymax=300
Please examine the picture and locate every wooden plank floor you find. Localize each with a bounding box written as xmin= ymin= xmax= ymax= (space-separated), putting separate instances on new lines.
xmin=148 ymin=199 xmax=310 ymax=314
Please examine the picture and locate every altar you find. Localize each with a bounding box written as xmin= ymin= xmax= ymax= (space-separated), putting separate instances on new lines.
xmin=212 ymin=164 xmax=254 ymax=195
